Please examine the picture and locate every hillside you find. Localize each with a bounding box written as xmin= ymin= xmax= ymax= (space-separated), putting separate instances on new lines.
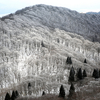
xmin=0 ymin=4 xmax=100 ymax=100
xmin=1 ymin=4 xmax=100 ymax=42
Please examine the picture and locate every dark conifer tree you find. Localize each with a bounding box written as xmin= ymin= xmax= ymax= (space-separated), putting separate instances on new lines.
xmin=15 ymin=90 xmax=19 ymax=98
xmin=42 ymin=91 xmax=45 ymax=96
xmin=66 ymin=57 xmax=69 ymax=64
xmin=66 ymin=57 xmax=72 ymax=64
xmin=70 ymin=83 xmax=75 ymax=91
xmin=99 ymin=70 xmax=100 ymax=78
xmin=69 ymin=66 xmax=75 ymax=82
xmin=77 ymin=68 xmax=83 ymax=80
xmin=92 ymin=69 xmax=99 ymax=78
xmin=69 ymin=57 xmax=72 ymax=64
xmin=95 ymin=69 xmax=99 ymax=78
xmin=92 ymin=69 xmax=96 ymax=77
xmin=41 ymin=41 xmax=45 ymax=47
xmin=83 ymin=69 xmax=87 ymax=77
xmin=5 ymin=92 xmax=10 ymax=100
xmin=59 ymin=85 xmax=65 ymax=98
xmin=68 ymin=83 xmax=75 ymax=97
xmin=11 ymin=91 xmax=16 ymax=100
xmin=28 ymin=83 xmax=31 ymax=88
xmin=84 ymin=59 xmax=87 ymax=63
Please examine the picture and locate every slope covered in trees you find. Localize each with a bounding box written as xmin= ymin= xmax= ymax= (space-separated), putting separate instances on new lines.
xmin=0 ymin=4 xmax=100 ymax=100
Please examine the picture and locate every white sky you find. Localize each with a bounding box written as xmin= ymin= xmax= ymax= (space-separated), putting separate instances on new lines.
xmin=0 ymin=0 xmax=100 ymax=17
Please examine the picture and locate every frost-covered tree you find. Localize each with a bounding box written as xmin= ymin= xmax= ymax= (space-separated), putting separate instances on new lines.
xmin=83 ymin=69 xmax=87 ymax=77
xmin=5 ymin=92 xmax=10 ymax=100
xmin=77 ymin=68 xmax=83 ymax=80
xmin=59 ymin=85 xmax=65 ymax=98
xmin=69 ymin=66 xmax=75 ymax=82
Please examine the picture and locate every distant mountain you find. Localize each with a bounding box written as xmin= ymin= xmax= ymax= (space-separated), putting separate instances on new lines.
xmin=86 ymin=12 xmax=100 ymax=14
xmin=1 ymin=4 xmax=100 ymax=42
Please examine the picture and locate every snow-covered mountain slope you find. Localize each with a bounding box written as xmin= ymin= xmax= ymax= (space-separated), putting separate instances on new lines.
xmin=1 ymin=4 xmax=100 ymax=42
xmin=0 ymin=4 xmax=100 ymax=100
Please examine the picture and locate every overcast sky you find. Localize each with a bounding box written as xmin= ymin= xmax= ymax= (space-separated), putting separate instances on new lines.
xmin=0 ymin=0 xmax=100 ymax=17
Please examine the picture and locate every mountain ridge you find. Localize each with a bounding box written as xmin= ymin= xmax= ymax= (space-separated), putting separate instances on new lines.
xmin=0 ymin=4 xmax=100 ymax=42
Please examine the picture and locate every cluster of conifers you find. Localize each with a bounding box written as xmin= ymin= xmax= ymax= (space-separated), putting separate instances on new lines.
xmin=67 ymin=57 xmax=100 ymax=81
xmin=5 ymin=90 xmax=19 ymax=100
xmin=5 ymin=57 xmax=100 ymax=99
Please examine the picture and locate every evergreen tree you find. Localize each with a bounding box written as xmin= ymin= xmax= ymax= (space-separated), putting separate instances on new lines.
xmin=68 ymin=83 xmax=75 ymax=99
xmin=11 ymin=91 xmax=16 ymax=100
xmin=42 ymin=91 xmax=45 ymax=96
xmin=70 ymin=83 xmax=75 ymax=91
xmin=66 ymin=57 xmax=69 ymax=64
xmin=69 ymin=66 xmax=75 ymax=82
xmin=28 ymin=83 xmax=32 ymax=95
xmin=95 ymin=69 xmax=99 ymax=78
xmin=77 ymin=68 xmax=83 ymax=80
xmin=69 ymin=57 xmax=72 ymax=64
xmin=92 ymin=69 xmax=99 ymax=78
xmin=66 ymin=57 xmax=72 ymax=64
xmin=41 ymin=41 xmax=45 ymax=47
xmin=59 ymin=85 xmax=65 ymax=98
xmin=5 ymin=92 xmax=10 ymax=100
xmin=84 ymin=59 xmax=87 ymax=63
xmin=28 ymin=83 xmax=31 ymax=88
xmin=92 ymin=69 xmax=96 ymax=77
xmin=15 ymin=90 xmax=19 ymax=98
xmin=83 ymin=69 xmax=87 ymax=77
xmin=99 ymin=69 xmax=100 ymax=77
